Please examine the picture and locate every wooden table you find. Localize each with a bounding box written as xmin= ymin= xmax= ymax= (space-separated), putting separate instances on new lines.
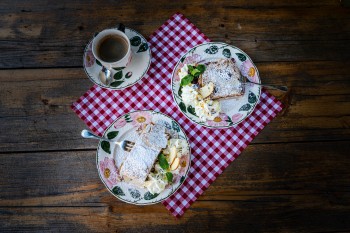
xmin=1 ymin=1 xmax=350 ymax=232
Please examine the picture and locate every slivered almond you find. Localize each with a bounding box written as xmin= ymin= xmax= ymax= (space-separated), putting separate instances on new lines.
xmin=199 ymin=82 xmax=214 ymax=99
xmin=169 ymin=146 xmax=177 ymax=165
xmin=170 ymin=157 xmax=180 ymax=170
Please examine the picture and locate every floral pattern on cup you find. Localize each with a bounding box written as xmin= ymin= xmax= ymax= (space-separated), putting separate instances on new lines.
xmin=83 ymin=28 xmax=151 ymax=90
xmin=241 ymin=60 xmax=258 ymax=83
xmin=130 ymin=111 xmax=152 ymax=128
xmin=206 ymin=113 xmax=230 ymax=127
xmin=114 ymin=118 xmax=127 ymax=129
xmin=99 ymin=157 xmax=119 ymax=189
xmin=85 ymin=50 xmax=95 ymax=67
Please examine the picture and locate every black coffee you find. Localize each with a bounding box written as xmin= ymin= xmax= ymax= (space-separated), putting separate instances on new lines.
xmin=97 ymin=35 xmax=128 ymax=62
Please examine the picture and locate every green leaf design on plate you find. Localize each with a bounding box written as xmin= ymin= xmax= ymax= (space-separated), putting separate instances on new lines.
xmin=144 ymin=191 xmax=159 ymax=200
xmin=158 ymin=153 xmax=169 ymax=170
xmin=236 ymin=53 xmax=247 ymax=62
xmin=226 ymin=116 xmax=234 ymax=126
xmin=107 ymin=131 xmax=119 ymax=139
xmin=130 ymin=36 xmax=141 ymax=46
xmin=125 ymin=71 xmax=132 ymax=79
xmin=187 ymin=105 xmax=197 ymax=116
xmin=101 ymin=140 xmax=111 ymax=154
xmin=96 ymin=59 xmax=102 ymax=66
xmin=204 ymin=45 xmax=218 ymax=54
xmin=179 ymin=102 xmax=187 ymax=112
xmin=172 ymin=121 xmax=180 ymax=132
xmin=166 ymin=172 xmax=173 ymax=183
xmin=112 ymin=186 xmax=125 ymax=196
xmin=162 ymin=121 xmax=172 ymax=130
xmin=112 ymin=67 xmax=125 ymax=71
xmin=137 ymin=42 xmax=149 ymax=53
xmin=180 ymin=176 xmax=185 ymax=184
xmin=188 ymin=47 xmax=197 ymax=53
xmin=178 ymin=86 xmax=183 ymax=97
xmin=180 ymin=56 xmax=186 ymax=63
xmin=128 ymin=188 xmax=141 ymax=199
xmin=223 ymin=48 xmax=231 ymax=58
xmin=125 ymin=113 xmax=132 ymax=123
xmin=114 ymin=71 xmax=123 ymax=80
xmin=110 ymin=81 xmax=124 ymax=87
xmin=239 ymin=103 xmax=251 ymax=111
xmin=248 ymin=91 xmax=257 ymax=104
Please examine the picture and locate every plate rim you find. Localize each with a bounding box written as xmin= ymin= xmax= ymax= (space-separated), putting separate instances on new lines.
xmin=95 ymin=109 xmax=192 ymax=205
xmin=171 ymin=41 xmax=262 ymax=129
xmin=83 ymin=27 xmax=152 ymax=90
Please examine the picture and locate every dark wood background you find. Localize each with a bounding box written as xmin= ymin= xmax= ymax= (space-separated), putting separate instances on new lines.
xmin=1 ymin=0 xmax=350 ymax=232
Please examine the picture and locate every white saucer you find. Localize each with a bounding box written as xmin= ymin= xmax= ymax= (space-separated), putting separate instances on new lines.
xmin=83 ymin=27 xmax=151 ymax=90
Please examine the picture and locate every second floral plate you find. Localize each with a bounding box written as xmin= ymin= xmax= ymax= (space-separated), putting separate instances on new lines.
xmin=171 ymin=42 xmax=261 ymax=129
xmin=96 ymin=110 xmax=191 ymax=205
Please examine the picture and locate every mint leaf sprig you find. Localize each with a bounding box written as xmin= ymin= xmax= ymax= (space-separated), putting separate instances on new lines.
xmin=158 ymin=153 xmax=169 ymax=170
xmin=180 ymin=64 xmax=206 ymax=87
xmin=158 ymin=153 xmax=174 ymax=183
xmin=166 ymin=172 xmax=173 ymax=183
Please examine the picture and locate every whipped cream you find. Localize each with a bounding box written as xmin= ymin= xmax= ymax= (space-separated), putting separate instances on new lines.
xmin=144 ymin=172 xmax=166 ymax=194
xmin=182 ymin=84 xmax=199 ymax=106
xmin=144 ymin=138 xmax=188 ymax=195
xmin=195 ymin=99 xmax=220 ymax=122
xmin=181 ymin=82 xmax=221 ymax=122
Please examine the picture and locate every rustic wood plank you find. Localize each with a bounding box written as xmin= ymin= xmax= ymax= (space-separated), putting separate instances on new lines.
xmin=0 ymin=2 xmax=349 ymax=68
xmin=0 ymin=141 xmax=349 ymax=204
xmin=0 ymin=68 xmax=91 ymax=152
xmin=1 ymin=1 xmax=349 ymax=232
xmin=0 ymin=0 xmax=340 ymax=11
xmin=1 ymin=61 xmax=350 ymax=152
xmin=0 ymin=141 xmax=350 ymax=232
xmin=1 ymin=201 xmax=350 ymax=233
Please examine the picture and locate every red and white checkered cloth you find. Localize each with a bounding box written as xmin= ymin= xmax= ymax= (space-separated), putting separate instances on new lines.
xmin=72 ymin=13 xmax=283 ymax=217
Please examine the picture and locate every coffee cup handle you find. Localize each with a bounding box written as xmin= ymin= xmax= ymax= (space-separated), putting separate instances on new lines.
xmin=117 ymin=23 xmax=125 ymax=33
xmin=105 ymin=64 xmax=112 ymax=70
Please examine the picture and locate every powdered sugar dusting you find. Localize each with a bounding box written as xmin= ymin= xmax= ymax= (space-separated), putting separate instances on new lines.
xmin=202 ymin=59 xmax=244 ymax=98
xmin=119 ymin=144 xmax=160 ymax=186
xmin=118 ymin=123 xmax=168 ymax=186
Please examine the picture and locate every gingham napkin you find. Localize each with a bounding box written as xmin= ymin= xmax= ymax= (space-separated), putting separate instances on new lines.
xmin=72 ymin=13 xmax=283 ymax=217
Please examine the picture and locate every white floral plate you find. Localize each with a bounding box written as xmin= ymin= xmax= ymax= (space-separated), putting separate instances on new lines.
xmin=96 ymin=110 xmax=191 ymax=205
xmin=171 ymin=42 xmax=261 ymax=129
xmin=83 ymin=27 xmax=151 ymax=90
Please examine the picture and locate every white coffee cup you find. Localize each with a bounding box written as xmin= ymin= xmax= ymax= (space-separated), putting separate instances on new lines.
xmin=92 ymin=28 xmax=131 ymax=69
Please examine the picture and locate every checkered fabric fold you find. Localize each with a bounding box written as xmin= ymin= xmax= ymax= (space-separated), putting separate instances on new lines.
xmin=72 ymin=13 xmax=283 ymax=217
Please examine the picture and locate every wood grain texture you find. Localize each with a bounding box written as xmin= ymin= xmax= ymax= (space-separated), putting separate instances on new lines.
xmin=1 ymin=0 xmax=350 ymax=232
xmin=1 ymin=202 xmax=350 ymax=233
xmin=1 ymin=141 xmax=350 ymax=232
xmin=1 ymin=141 xmax=350 ymax=203
xmin=0 ymin=1 xmax=350 ymax=68
xmin=1 ymin=61 xmax=350 ymax=152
